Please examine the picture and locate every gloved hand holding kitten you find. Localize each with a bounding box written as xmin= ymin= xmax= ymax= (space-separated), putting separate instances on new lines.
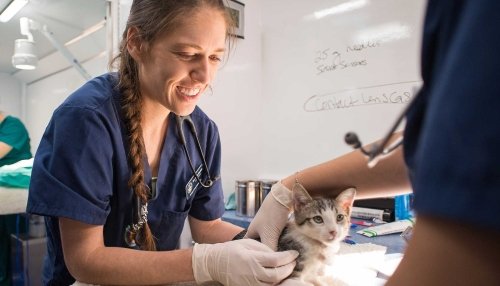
xmin=246 ymin=181 xmax=293 ymax=250
xmin=192 ymin=238 xmax=298 ymax=285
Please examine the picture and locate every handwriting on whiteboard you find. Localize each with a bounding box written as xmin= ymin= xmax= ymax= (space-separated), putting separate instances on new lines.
xmin=303 ymin=81 xmax=421 ymax=112
xmin=314 ymin=41 xmax=381 ymax=76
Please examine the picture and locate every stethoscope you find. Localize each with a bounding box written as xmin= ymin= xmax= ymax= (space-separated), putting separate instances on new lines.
xmin=176 ymin=115 xmax=220 ymax=188
xmin=344 ymin=88 xmax=420 ymax=167
xmin=124 ymin=114 xmax=220 ymax=248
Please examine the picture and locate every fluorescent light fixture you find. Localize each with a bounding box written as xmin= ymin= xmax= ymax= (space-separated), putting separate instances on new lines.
xmin=65 ymin=20 xmax=106 ymax=46
xmin=0 ymin=0 xmax=29 ymax=23
xmin=314 ymin=0 xmax=368 ymax=19
xmin=354 ymin=22 xmax=411 ymax=44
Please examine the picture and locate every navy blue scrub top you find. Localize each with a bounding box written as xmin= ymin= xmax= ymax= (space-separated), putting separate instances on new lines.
xmin=404 ymin=0 xmax=500 ymax=231
xmin=27 ymin=73 xmax=225 ymax=285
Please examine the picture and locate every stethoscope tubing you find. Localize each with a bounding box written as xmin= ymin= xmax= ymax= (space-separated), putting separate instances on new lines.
xmin=176 ymin=115 xmax=219 ymax=188
xmin=125 ymin=114 xmax=220 ymax=247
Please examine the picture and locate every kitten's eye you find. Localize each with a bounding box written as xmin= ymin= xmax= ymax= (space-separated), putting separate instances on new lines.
xmin=337 ymin=214 xmax=345 ymax=222
xmin=312 ymin=216 xmax=323 ymax=224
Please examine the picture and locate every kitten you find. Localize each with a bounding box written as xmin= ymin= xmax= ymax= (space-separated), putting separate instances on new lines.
xmin=278 ymin=183 xmax=356 ymax=285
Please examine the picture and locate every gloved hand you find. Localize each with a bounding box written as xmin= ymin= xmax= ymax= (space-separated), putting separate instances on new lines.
xmin=192 ymin=238 xmax=298 ymax=285
xmin=245 ymin=181 xmax=293 ymax=250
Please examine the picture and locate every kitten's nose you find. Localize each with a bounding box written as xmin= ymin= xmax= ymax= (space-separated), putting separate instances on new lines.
xmin=329 ymin=231 xmax=337 ymax=238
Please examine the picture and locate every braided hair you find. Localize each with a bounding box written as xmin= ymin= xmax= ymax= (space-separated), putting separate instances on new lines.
xmin=112 ymin=0 xmax=235 ymax=251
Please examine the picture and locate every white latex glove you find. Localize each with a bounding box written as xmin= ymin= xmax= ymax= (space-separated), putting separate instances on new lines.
xmin=245 ymin=181 xmax=292 ymax=250
xmin=192 ymin=238 xmax=298 ymax=285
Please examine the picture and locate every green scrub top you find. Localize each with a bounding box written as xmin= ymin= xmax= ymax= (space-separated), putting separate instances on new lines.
xmin=0 ymin=115 xmax=32 ymax=166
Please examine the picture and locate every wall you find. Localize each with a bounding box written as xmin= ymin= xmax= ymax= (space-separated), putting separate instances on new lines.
xmin=198 ymin=0 xmax=265 ymax=197
xmin=0 ymin=73 xmax=23 ymax=119
xmin=24 ymin=56 xmax=107 ymax=151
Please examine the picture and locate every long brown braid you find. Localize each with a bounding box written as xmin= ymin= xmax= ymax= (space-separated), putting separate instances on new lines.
xmin=112 ymin=0 xmax=236 ymax=251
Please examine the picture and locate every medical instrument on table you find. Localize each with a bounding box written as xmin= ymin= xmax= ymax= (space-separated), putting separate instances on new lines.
xmin=125 ymin=115 xmax=220 ymax=247
xmin=344 ymin=89 xmax=420 ymax=168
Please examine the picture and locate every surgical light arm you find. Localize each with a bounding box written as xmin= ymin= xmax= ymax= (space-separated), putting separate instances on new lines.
xmin=19 ymin=17 xmax=91 ymax=80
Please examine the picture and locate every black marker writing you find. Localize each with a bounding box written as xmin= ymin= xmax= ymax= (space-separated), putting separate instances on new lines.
xmin=303 ymin=82 xmax=419 ymax=112
xmin=346 ymin=40 xmax=381 ymax=52
xmin=314 ymin=50 xmax=367 ymax=75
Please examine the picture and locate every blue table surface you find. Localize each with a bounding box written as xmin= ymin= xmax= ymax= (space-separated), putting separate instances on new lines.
xmin=222 ymin=210 xmax=407 ymax=254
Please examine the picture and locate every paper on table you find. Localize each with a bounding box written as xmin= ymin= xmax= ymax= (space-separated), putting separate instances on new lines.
xmin=375 ymin=253 xmax=404 ymax=279
xmin=327 ymin=242 xmax=387 ymax=285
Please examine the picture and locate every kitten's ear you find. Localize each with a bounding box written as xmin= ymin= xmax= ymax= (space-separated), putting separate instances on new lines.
xmin=336 ymin=188 xmax=356 ymax=211
xmin=292 ymin=183 xmax=313 ymax=211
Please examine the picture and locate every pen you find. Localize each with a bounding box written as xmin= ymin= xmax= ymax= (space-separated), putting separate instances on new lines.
xmin=351 ymin=219 xmax=373 ymax=226
xmin=343 ymin=238 xmax=357 ymax=245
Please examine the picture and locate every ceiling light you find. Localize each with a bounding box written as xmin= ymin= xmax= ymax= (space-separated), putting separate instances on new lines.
xmin=0 ymin=0 xmax=29 ymax=23
xmin=12 ymin=17 xmax=37 ymax=69
xmin=11 ymin=17 xmax=91 ymax=79
xmin=12 ymin=38 xmax=37 ymax=69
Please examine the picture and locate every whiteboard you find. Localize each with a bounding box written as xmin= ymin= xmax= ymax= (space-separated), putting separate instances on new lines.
xmin=256 ymin=0 xmax=426 ymax=176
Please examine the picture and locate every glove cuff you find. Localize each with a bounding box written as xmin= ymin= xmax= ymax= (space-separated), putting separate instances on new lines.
xmin=271 ymin=181 xmax=293 ymax=209
xmin=191 ymin=243 xmax=213 ymax=283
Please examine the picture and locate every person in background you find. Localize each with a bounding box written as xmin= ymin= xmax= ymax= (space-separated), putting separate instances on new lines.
xmin=0 ymin=111 xmax=32 ymax=167
xmin=0 ymin=111 xmax=32 ymax=286
xmin=27 ymin=1 xmax=297 ymax=285
xmin=248 ymin=0 xmax=500 ymax=285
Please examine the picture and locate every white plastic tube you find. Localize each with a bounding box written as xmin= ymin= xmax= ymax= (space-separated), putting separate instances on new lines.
xmin=357 ymin=218 xmax=415 ymax=237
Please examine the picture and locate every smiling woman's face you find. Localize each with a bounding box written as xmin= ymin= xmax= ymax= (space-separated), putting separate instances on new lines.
xmin=131 ymin=7 xmax=227 ymax=116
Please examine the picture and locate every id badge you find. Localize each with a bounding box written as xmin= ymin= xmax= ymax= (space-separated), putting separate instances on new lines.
xmin=185 ymin=164 xmax=203 ymax=199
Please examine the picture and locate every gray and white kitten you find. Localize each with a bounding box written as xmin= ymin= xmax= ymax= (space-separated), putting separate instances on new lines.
xmin=278 ymin=183 xmax=356 ymax=285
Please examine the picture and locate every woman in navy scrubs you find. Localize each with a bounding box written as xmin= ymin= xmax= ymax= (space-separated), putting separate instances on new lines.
xmin=27 ymin=1 xmax=297 ymax=285
xmin=249 ymin=1 xmax=500 ymax=285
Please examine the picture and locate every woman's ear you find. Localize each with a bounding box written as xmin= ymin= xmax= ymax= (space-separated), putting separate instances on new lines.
xmin=127 ymin=26 xmax=143 ymax=62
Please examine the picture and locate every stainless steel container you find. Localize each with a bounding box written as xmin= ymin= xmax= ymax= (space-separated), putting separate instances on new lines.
xmin=260 ymin=180 xmax=278 ymax=205
xmin=235 ymin=180 xmax=261 ymax=217
xmin=28 ymin=214 xmax=46 ymax=238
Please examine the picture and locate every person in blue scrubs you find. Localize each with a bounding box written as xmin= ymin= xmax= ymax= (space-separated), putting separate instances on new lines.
xmin=248 ymin=1 xmax=500 ymax=285
xmin=27 ymin=1 xmax=297 ymax=285
xmin=0 ymin=111 xmax=32 ymax=286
